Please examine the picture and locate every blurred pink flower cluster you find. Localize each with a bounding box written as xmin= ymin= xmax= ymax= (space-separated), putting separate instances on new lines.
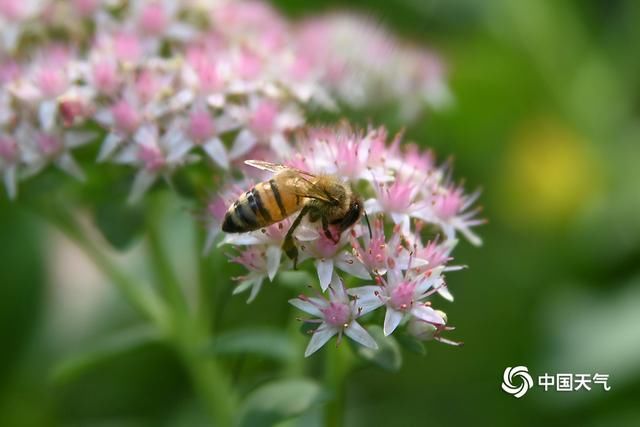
xmin=0 ymin=0 xmax=449 ymax=201
xmin=213 ymin=125 xmax=483 ymax=356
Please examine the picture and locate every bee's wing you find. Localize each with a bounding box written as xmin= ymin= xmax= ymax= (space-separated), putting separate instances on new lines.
xmin=244 ymin=160 xmax=290 ymax=173
xmin=245 ymin=160 xmax=336 ymax=203
xmin=288 ymin=175 xmax=339 ymax=204
xmin=244 ymin=160 xmax=316 ymax=177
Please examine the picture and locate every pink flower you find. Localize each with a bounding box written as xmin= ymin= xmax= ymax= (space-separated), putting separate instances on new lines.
xmin=138 ymin=2 xmax=168 ymax=35
xmin=111 ymin=100 xmax=141 ymax=134
xmin=290 ymin=275 xmax=378 ymax=357
xmin=420 ymin=183 xmax=484 ymax=246
xmin=164 ymin=105 xmax=236 ymax=169
xmin=348 ymin=267 xmax=446 ymax=336
xmin=114 ymin=124 xmax=192 ymax=203
xmin=231 ymin=246 xmax=273 ymax=303
xmin=113 ymin=32 xmax=143 ymax=63
xmin=298 ymin=229 xmax=370 ymax=291
xmin=366 ymin=176 xmax=426 ymax=233
xmin=14 ymin=120 xmax=95 ymax=183
xmin=350 ymin=218 xmax=415 ymax=275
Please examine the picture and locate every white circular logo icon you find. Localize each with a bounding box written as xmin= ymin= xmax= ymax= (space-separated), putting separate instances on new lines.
xmin=502 ymin=366 xmax=534 ymax=398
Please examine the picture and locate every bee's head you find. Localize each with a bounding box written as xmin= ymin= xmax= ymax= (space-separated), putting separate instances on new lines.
xmin=336 ymin=197 xmax=364 ymax=233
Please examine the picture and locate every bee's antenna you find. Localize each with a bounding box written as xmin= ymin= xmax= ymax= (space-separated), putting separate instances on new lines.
xmin=363 ymin=210 xmax=373 ymax=239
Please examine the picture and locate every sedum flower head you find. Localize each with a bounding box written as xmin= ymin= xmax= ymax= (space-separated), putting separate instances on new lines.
xmin=220 ymin=125 xmax=482 ymax=354
xmin=0 ymin=0 xmax=481 ymax=357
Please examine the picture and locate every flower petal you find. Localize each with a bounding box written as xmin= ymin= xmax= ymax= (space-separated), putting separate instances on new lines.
xmin=383 ymin=308 xmax=403 ymax=336
xmin=266 ymin=245 xmax=282 ymax=281
xmin=315 ymin=259 xmax=334 ymax=291
xmin=229 ymin=129 xmax=256 ymax=159
xmin=97 ymin=133 xmax=124 ymax=162
xmin=304 ymin=324 xmax=336 ymax=357
xmin=247 ymin=278 xmax=264 ymax=303
xmin=38 ymin=100 xmax=57 ymax=131
xmin=364 ymin=198 xmax=382 ymax=214
xmin=345 ymin=321 xmax=378 ymax=350
xmin=348 ymin=286 xmax=384 ymax=315
xmin=65 ymin=131 xmax=96 ymax=148
xmin=3 ymin=165 xmax=17 ymax=199
xmin=203 ymin=137 xmax=229 ymax=169
xmin=336 ymin=252 xmax=371 ymax=280
xmin=437 ymin=285 xmax=454 ymax=302
xmin=411 ymin=305 xmax=445 ymax=325
xmin=55 ymin=153 xmax=85 ymax=181
xmin=128 ymin=170 xmax=157 ymax=203
xmin=169 ymin=89 xmax=194 ymax=111
xmin=289 ymin=298 xmax=323 ymax=317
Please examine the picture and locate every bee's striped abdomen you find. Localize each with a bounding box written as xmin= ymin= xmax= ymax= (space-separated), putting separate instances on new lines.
xmin=222 ymin=179 xmax=304 ymax=233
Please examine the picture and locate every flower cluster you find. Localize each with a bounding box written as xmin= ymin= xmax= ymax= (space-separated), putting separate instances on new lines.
xmin=0 ymin=0 xmax=478 ymax=358
xmin=0 ymin=0 xmax=448 ymax=200
xmin=217 ymin=125 xmax=483 ymax=356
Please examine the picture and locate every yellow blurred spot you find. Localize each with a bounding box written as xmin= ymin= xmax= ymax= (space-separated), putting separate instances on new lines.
xmin=502 ymin=118 xmax=600 ymax=227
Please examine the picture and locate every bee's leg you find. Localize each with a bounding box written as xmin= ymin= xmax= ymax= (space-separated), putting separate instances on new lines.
xmin=283 ymin=206 xmax=311 ymax=269
xmin=322 ymin=215 xmax=339 ymax=244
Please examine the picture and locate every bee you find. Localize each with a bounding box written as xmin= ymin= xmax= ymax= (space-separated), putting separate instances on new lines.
xmin=222 ymin=160 xmax=367 ymax=267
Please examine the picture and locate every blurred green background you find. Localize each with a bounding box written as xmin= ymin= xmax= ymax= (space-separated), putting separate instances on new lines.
xmin=2 ymin=0 xmax=640 ymax=426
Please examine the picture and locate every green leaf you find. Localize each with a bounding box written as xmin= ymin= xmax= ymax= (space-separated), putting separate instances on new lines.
xmin=202 ymin=328 xmax=295 ymax=362
xmin=352 ymin=325 xmax=402 ymax=372
xmin=52 ymin=325 xmax=161 ymax=384
xmin=396 ymin=333 xmax=427 ymax=356
xmin=93 ymin=201 xmax=144 ymax=250
xmin=0 ymin=201 xmax=45 ymax=382
xmin=238 ymin=378 xmax=325 ymax=427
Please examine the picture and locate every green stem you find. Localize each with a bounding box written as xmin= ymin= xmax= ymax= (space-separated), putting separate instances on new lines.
xmin=146 ymin=204 xmax=236 ymax=425
xmin=178 ymin=324 xmax=237 ymax=427
xmin=195 ymin=227 xmax=215 ymax=330
xmin=324 ymin=344 xmax=349 ymax=427
xmin=38 ymin=201 xmax=237 ymax=426
xmin=146 ymin=219 xmax=189 ymax=317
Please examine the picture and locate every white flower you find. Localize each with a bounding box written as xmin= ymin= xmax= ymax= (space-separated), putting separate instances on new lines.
xmin=290 ymin=274 xmax=378 ymax=357
xmin=348 ymin=267 xmax=446 ymax=336
xmin=15 ymin=120 xmax=95 ymax=182
xmin=298 ymin=226 xmax=370 ymax=291
xmin=114 ymin=123 xmax=193 ymax=202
